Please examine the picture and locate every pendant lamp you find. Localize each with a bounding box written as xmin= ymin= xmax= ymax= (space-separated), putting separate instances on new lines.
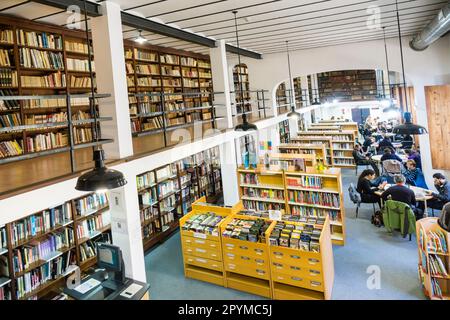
xmin=75 ymin=0 xmax=127 ymax=192
xmin=381 ymin=26 xmax=400 ymax=114
xmin=233 ymin=10 xmax=257 ymax=131
xmin=392 ymin=0 xmax=428 ymax=135
xmin=135 ymin=30 xmax=147 ymax=44
xmin=285 ymin=41 xmax=301 ymax=119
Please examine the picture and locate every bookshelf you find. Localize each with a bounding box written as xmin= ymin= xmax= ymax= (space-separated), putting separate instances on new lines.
xmin=276 ymin=82 xmax=288 ymax=113
xmin=180 ymin=198 xmax=243 ymax=287
xmin=278 ymin=143 xmax=327 ymax=165
xmin=237 ymin=166 xmax=346 ymax=246
xmin=0 ymin=16 xmax=103 ymax=164
xmin=315 ymin=121 xmax=359 ymax=137
xmin=233 ymin=63 xmax=251 ymax=115
xmin=417 ymin=218 xmax=450 ymax=300
xmin=136 ymin=146 xmax=223 ymax=252
xmin=124 ymin=41 xmax=215 ymax=137
xmin=0 ymin=192 xmax=111 ymax=300
xmin=291 ymin=136 xmax=333 ymax=166
xmin=293 ymin=77 xmax=303 ymax=105
xmin=279 ymin=119 xmax=290 ymax=143
xmin=265 ymin=153 xmax=317 ymax=170
xmin=296 ymin=131 xmax=356 ymax=168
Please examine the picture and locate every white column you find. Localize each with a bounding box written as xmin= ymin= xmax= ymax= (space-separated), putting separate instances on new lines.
xmin=288 ymin=117 xmax=299 ymax=137
xmin=210 ymin=40 xmax=233 ymax=129
xmin=108 ymin=176 xmax=147 ymax=283
xmin=91 ymin=1 xmax=133 ymax=159
xmin=219 ymin=135 xmax=240 ymax=206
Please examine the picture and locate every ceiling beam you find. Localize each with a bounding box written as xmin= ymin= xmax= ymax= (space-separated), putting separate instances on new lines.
xmin=225 ymin=44 xmax=262 ymax=60
xmin=31 ymin=0 xmax=102 ymax=16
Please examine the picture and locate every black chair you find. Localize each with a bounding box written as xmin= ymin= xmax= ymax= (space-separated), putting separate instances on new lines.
xmin=353 ymin=154 xmax=368 ymax=176
xmin=348 ymin=183 xmax=376 ymax=219
xmin=401 ymin=140 xmax=414 ymax=149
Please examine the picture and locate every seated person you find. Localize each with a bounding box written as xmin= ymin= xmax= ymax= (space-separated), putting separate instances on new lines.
xmin=401 ymin=135 xmax=414 ymax=148
xmin=405 ymin=148 xmax=422 ymax=170
xmin=362 ymin=136 xmax=375 ymax=153
xmin=403 ymin=160 xmax=428 ymax=189
xmin=377 ymin=134 xmax=394 ymax=152
xmin=381 ymin=148 xmax=402 ymax=163
xmin=352 ymin=144 xmax=380 ymax=176
xmin=356 ymin=169 xmax=383 ymax=207
xmin=426 ymin=173 xmax=450 ymax=211
xmin=382 ymin=174 xmax=423 ymax=220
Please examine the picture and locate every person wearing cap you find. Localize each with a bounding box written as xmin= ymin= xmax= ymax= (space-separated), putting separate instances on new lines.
xmin=426 ymin=173 xmax=450 ymax=211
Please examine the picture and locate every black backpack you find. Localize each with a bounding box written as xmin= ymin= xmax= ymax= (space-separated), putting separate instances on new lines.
xmin=371 ymin=210 xmax=383 ymax=227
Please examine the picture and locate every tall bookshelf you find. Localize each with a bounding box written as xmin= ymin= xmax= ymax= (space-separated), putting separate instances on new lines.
xmin=417 ymin=218 xmax=450 ymax=300
xmin=296 ymin=131 xmax=356 ymax=168
xmin=315 ymin=121 xmax=359 ymax=137
xmin=237 ymin=165 xmax=346 ymax=245
xmin=291 ymin=136 xmax=333 ymax=166
xmin=279 ymin=120 xmax=290 ymax=143
xmin=293 ymin=77 xmax=303 ymax=106
xmin=0 ymin=15 xmax=103 ymax=164
xmin=233 ymin=63 xmax=251 ymax=115
xmin=125 ymin=41 xmax=215 ymax=137
xmin=136 ymin=146 xmax=223 ymax=252
xmin=278 ymin=143 xmax=327 ymax=165
xmin=0 ymin=192 xmax=111 ymax=300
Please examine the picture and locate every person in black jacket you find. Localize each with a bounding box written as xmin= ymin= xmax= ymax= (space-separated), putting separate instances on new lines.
xmin=377 ymin=134 xmax=394 ymax=153
xmin=356 ymin=169 xmax=383 ymax=207
xmin=380 ymin=148 xmax=403 ymax=163
xmin=426 ymin=173 xmax=450 ymax=210
xmin=353 ymin=145 xmax=380 ymax=176
xmin=382 ymin=174 xmax=423 ymax=220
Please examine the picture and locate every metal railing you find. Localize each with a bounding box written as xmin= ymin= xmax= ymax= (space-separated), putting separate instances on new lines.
xmin=230 ymin=89 xmax=271 ymax=121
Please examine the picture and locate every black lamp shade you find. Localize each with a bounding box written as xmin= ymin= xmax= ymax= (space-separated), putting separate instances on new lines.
xmin=392 ymin=112 xmax=428 ymax=135
xmin=235 ymin=122 xmax=258 ymax=131
xmin=312 ymin=99 xmax=321 ymax=105
xmin=287 ymin=109 xmax=301 ymax=119
xmin=75 ymin=149 xmax=127 ymax=191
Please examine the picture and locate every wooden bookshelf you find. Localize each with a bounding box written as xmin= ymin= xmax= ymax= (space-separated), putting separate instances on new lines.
xmin=237 ymin=165 xmax=346 ymax=246
xmin=264 ymin=153 xmax=317 ymax=169
xmin=278 ymin=143 xmax=327 ymax=165
xmin=180 ymin=198 xmax=243 ymax=287
xmin=0 ymin=15 xmax=101 ymax=164
xmin=293 ymin=77 xmax=303 ymax=105
xmin=296 ymin=130 xmax=356 ymax=168
xmin=279 ymin=119 xmax=290 ymax=143
xmin=233 ymin=63 xmax=251 ymax=115
xmin=136 ymin=146 xmax=223 ymax=252
xmin=291 ymin=136 xmax=334 ymax=166
xmin=124 ymin=41 xmax=214 ymax=137
xmin=417 ymin=218 xmax=450 ymax=300
xmin=316 ymin=121 xmax=359 ymax=137
xmin=0 ymin=192 xmax=111 ymax=300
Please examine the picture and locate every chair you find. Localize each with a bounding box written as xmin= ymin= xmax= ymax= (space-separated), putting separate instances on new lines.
xmin=348 ymin=183 xmax=376 ymax=219
xmin=381 ymin=200 xmax=416 ymax=240
xmin=382 ymin=159 xmax=402 ymax=178
xmin=352 ymin=154 xmax=368 ymax=176
xmin=401 ymin=140 xmax=414 ymax=149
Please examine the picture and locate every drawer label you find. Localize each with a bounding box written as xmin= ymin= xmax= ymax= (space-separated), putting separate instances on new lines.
xmin=239 ymin=245 xmax=249 ymax=250
xmin=311 ymin=281 xmax=322 ymax=286
xmin=194 ymin=239 xmax=206 ymax=244
xmin=195 ymin=248 xmax=206 ymax=253
xmin=290 ymin=255 xmax=301 ymax=259
xmin=194 ymin=232 xmax=207 ymax=239
xmin=241 ymin=256 xmax=251 ymax=261
xmin=195 ymin=258 xmax=207 ymax=263
xmin=290 ymin=266 xmax=301 ymax=271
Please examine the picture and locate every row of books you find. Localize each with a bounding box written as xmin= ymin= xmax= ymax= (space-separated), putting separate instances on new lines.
xmin=240 ymin=173 xmax=258 ymax=185
xmin=22 ymin=97 xmax=92 ymax=109
xmin=135 ymin=64 xmax=159 ymax=75
xmin=16 ymin=30 xmax=63 ymax=50
xmin=137 ymin=77 xmax=160 ymax=87
xmin=141 ymin=206 xmax=159 ymax=223
xmin=286 ymin=176 xmax=324 ymax=189
xmin=134 ymin=49 xmax=158 ymax=62
xmin=332 ymin=135 xmax=352 ymax=141
xmin=65 ymin=40 xmax=88 ymax=54
xmin=158 ymin=180 xmax=177 ymax=199
xmin=76 ymin=211 xmax=111 ymax=240
xmin=161 ymin=66 xmax=181 ymax=77
xmin=129 ymin=95 xmax=160 ymax=104
xmin=182 ymin=69 xmax=198 ymax=77
xmin=427 ymin=230 xmax=448 ymax=253
xmin=0 ymin=69 xmax=17 ymax=87
xmin=0 ymin=29 xmax=14 ymax=44
xmin=183 ymin=79 xmax=199 ymax=88
xmin=0 ymin=139 xmax=23 ymax=158
xmin=74 ymin=192 xmax=108 ymax=216
xmin=140 ymin=116 xmax=164 ymax=131
xmin=166 ymin=117 xmax=185 ymax=126
xmin=68 ymin=75 xmax=93 ymax=88
xmin=73 ymin=127 xmax=93 ymax=144
xmin=0 ymin=226 xmax=6 ymax=249
xmin=25 ymin=132 xmax=68 ymax=153
xmin=199 ymin=71 xmax=212 ymax=78
xmin=333 ymin=159 xmax=355 ymax=166
xmin=66 ymin=58 xmax=95 ymax=72
xmin=163 ymin=79 xmax=181 ymax=87
xmin=139 ymin=189 xmax=158 ymax=207
xmin=243 ymin=199 xmax=285 ymax=212
xmin=242 ymin=187 xmax=284 ymax=200
xmin=135 ymin=102 xmax=161 ymax=115
xmin=160 ymin=54 xmax=179 ymax=65
xmin=288 ymin=190 xmax=340 ymax=208
xmin=20 ymin=72 xmax=66 ymax=88
xmin=19 ymin=48 xmax=64 ymax=70
xmin=0 ymin=89 xmax=19 ymax=110
xmin=198 ymin=61 xmax=211 ymax=69
xmin=0 ymin=113 xmax=21 ymax=128
xmin=181 ymin=57 xmax=197 ymax=67
xmin=186 ymin=112 xmax=203 ymax=122
xmin=199 ymin=80 xmax=212 ymax=88
xmin=161 ymin=211 xmax=175 ymax=228
xmin=0 ymin=49 xmax=13 ymax=67
xmin=429 ymin=254 xmax=448 ymax=278
xmin=143 ymin=223 xmax=158 ymax=240
xmin=137 ymin=171 xmax=156 ymax=190
xmin=24 ymin=112 xmax=67 ymax=125
xmin=290 ymin=206 xmax=340 ymax=221
xmin=333 ymin=143 xmax=353 ymax=149
xmin=0 ymin=286 xmax=11 ymax=301
xmin=12 ymin=229 xmax=74 ymax=273
xmin=15 ymin=251 xmax=73 ymax=299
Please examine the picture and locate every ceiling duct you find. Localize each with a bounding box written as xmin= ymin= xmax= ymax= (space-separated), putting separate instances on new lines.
xmin=409 ymin=3 xmax=450 ymax=51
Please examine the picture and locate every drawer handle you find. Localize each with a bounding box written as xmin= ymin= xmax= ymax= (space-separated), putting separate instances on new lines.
xmin=195 ymin=258 xmax=207 ymax=263
xmin=290 ymin=266 xmax=301 ymax=271
xmin=310 ymin=270 xmax=321 ymax=275
xmin=291 ymin=277 xmax=303 ymax=281
xmin=273 ymin=263 xmax=283 ymax=268
xmin=255 ymin=259 xmax=265 ymax=264
xmin=277 ymin=276 xmax=284 ymax=280
xmin=308 ymin=258 xmax=320 ymax=264
xmin=211 ymin=254 xmax=217 ymax=257
xmin=290 ymin=255 xmax=301 ymax=259
xmin=187 ymin=249 xmax=193 ymax=252
xmin=241 ymin=256 xmax=251 ymax=261
xmin=226 ymin=244 xmax=235 ymax=248
xmin=256 ymin=269 xmax=265 ymax=274
xmin=226 ymin=253 xmax=235 ymax=258
xmin=195 ymin=248 xmax=206 ymax=253
xmin=255 ymin=249 xmax=264 ymax=254
xmin=194 ymin=232 xmax=207 ymax=239
xmin=210 ymin=244 xmax=217 ymax=248
xmin=228 ymin=264 xmax=236 ymax=269
xmin=274 ymin=252 xmax=283 ymax=257
xmin=194 ymin=240 xmax=205 ymax=244
xmin=186 ymin=239 xmax=192 ymax=243
xmin=311 ymin=281 xmax=322 ymax=287
xmin=212 ymin=264 xmax=218 ymax=268
xmin=239 ymin=245 xmax=248 ymax=250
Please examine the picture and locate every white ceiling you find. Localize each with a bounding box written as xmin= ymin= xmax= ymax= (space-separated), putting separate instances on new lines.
xmin=0 ymin=0 xmax=446 ymax=56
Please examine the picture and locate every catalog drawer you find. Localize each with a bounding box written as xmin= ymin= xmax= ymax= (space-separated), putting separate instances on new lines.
xmin=271 ymin=262 xmax=323 ymax=280
xmin=222 ymin=239 xmax=268 ymax=259
xmin=182 ymin=237 xmax=220 ymax=251
xmin=184 ymin=254 xmax=223 ymax=272
xmin=272 ymin=271 xmax=324 ymax=292
xmin=183 ymin=245 xmax=221 ymax=261
xmin=225 ymin=262 xmax=270 ymax=280
xmin=270 ymin=248 xmax=322 ymax=271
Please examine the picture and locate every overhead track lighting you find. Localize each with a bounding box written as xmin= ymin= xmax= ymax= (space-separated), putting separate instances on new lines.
xmin=233 ymin=10 xmax=257 ymax=132
xmin=76 ymin=0 xmax=127 ymax=192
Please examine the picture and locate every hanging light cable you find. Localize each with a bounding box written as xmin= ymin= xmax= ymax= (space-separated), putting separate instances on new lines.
xmin=382 ymin=26 xmax=399 ymax=114
xmin=75 ymin=0 xmax=127 ymax=192
xmin=392 ymin=0 xmax=428 ymax=135
xmin=285 ymin=41 xmax=300 ymax=119
xmin=233 ymin=10 xmax=257 ymax=131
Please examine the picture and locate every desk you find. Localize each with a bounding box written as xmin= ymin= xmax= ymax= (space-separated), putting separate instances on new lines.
xmin=371 ymin=154 xmax=408 ymax=163
xmin=64 ymin=270 xmax=150 ymax=300
xmin=375 ymin=184 xmax=433 ymax=216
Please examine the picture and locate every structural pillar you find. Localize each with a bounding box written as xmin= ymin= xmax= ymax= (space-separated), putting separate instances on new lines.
xmin=91 ymin=1 xmax=133 ymax=159
xmin=219 ymin=134 xmax=240 ymax=206
xmin=210 ymin=40 xmax=233 ymax=129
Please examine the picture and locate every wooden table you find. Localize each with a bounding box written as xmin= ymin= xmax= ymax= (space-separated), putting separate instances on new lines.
xmin=375 ymin=184 xmax=434 ymax=216
xmin=371 ymin=154 xmax=408 ymax=163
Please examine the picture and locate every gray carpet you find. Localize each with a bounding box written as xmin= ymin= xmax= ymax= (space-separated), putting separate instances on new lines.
xmin=144 ymin=169 xmax=425 ymax=300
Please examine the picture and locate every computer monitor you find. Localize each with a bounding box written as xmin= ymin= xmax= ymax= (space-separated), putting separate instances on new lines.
xmin=97 ymin=243 xmax=122 ymax=272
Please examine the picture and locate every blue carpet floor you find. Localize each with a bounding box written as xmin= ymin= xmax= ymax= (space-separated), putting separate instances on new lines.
xmin=144 ymin=169 xmax=426 ymax=300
